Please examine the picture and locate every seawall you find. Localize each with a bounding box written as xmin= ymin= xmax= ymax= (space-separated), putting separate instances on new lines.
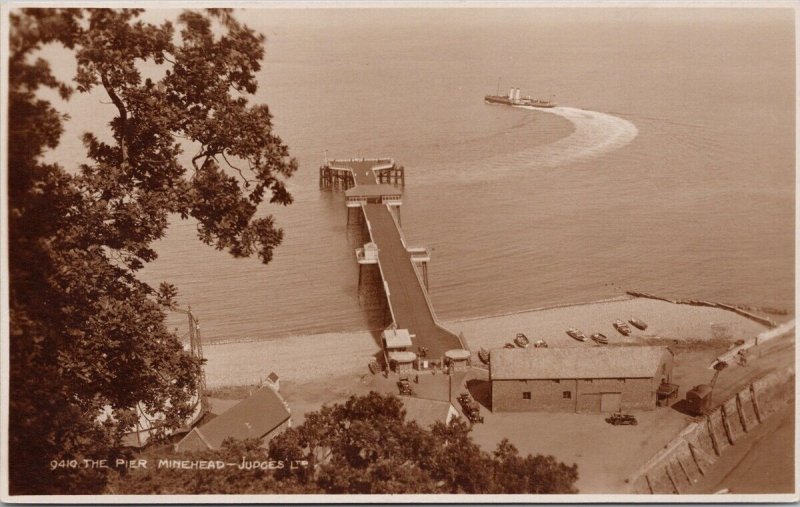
xmin=627 ymin=291 xmax=778 ymax=328
xmin=628 ymin=366 xmax=794 ymax=494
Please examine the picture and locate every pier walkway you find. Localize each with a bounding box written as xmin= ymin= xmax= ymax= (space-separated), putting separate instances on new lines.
xmin=330 ymin=159 xmax=465 ymax=360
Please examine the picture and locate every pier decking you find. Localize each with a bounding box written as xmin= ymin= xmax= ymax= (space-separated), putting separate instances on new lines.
xmin=327 ymin=159 xmax=465 ymax=361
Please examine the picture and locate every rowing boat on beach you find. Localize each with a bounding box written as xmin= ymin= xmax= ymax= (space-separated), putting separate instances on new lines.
xmin=566 ymin=328 xmax=587 ymax=342
xmin=613 ymin=319 xmax=632 ymax=336
xmin=629 ymin=318 xmax=648 ymax=330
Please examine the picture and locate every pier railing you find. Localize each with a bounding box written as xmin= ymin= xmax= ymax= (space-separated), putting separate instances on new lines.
xmin=361 ymin=204 xmax=399 ymax=329
xmin=328 ymin=158 xmax=394 ymax=171
xmin=384 ymin=203 xmax=467 ymax=350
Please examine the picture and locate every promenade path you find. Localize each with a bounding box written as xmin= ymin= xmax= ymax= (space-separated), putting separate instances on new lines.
xmin=334 ymin=160 xmax=464 ymax=359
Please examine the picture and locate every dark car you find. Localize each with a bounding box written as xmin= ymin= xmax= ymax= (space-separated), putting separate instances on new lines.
xmin=606 ymin=412 xmax=638 ymax=425
xmin=397 ymin=376 xmax=414 ymax=395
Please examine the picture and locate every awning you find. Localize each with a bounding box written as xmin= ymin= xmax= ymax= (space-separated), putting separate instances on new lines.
xmin=445 ymin=349 xmax=471 ymax=361
xmin=389 ymin=351 xmax=417 ymax=363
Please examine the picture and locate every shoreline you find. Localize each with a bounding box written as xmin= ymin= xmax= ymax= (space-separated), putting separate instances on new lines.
xmin=447 ymin=294 xmax=633 ymax=324
xmin=202 ymin=293 xmax=778 ymax=389
xmin=201 ymin=292 xmax=790 ymax=348
xmin=201 ymin=295 xmax=634 ymax=347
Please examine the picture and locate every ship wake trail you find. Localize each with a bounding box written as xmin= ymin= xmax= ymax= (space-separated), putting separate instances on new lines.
xmin=513 ymin=105 xmax=639 ymax=168
xmin=424 ymin=106 xmax=638 ymax=184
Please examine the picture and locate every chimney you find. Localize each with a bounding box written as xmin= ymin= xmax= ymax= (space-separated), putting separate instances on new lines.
xmin=508 ymin=87 xmax=515 ymax=100
xmin=514 ymin=88 xmax=521 ymax=101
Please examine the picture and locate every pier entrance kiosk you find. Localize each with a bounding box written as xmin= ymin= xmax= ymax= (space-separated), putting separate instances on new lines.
xmin=383 ymin=329 xmax=417 ymax=373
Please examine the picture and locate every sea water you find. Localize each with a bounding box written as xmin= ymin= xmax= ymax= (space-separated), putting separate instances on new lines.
xmin=41 ymin=8 xmax=795 ymax=342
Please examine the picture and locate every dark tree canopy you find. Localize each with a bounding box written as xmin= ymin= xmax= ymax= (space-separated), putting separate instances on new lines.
xmin=114 ymin=392 xmax=580 ymax=494
xmin=8 ymin=7 xmax=295 ymax=495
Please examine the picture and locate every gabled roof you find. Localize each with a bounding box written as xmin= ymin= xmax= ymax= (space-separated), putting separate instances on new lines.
xmin=192 ymin=385 xmax=290 ymax=449
xmin=490 ymin=346 xmax=669 ymax=380
xmin=402 ymin=397 xmax=457 ymax=429
xmin=345 ymin=184 xmax=402 ymax=198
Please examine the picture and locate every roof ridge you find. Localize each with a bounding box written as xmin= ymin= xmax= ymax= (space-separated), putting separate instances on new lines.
xmin=491 ymin=345 xmax=668 ymax=380
xmin=193 ymin=427 xmax=214 ymax=450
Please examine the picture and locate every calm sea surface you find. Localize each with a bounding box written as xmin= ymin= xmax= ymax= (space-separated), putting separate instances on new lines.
xmin=44 ymin=9 xmax=795 ymax=342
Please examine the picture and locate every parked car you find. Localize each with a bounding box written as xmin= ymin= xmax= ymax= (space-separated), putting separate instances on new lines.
xmin=397 ymin=376 xmax=414 ymax=395
xmin=606 ymin=412 xmax=638 ymax=425
xmin=457 ymin=392 xmax=484 ymax=424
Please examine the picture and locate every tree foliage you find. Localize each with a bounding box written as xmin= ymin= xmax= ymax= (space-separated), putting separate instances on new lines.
xmin=8 ymin=8 xmax=295 ymax=495
xmin=113 ymin=392 xmax=579 ymax=494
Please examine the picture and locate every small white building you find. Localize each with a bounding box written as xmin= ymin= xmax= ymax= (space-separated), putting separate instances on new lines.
xmin=383 ymin=329 xmax=416 ymax=373
xmin=357 ymin=242 xmax=379 ymax=264
xmin=265 ymin=371 xmax=280 ymax=391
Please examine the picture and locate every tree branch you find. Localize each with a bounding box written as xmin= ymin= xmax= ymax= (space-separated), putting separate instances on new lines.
xmin=221 ymin=152 xmax=253 ymax=184
xmin=100 ymin=72 xmax=128 ymax=167
xmin=191 ymin=150 xmax=206 ymax=172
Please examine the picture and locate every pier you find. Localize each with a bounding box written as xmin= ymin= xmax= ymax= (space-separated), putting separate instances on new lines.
xmin=322 ymin=158 xmax=467 ymax=369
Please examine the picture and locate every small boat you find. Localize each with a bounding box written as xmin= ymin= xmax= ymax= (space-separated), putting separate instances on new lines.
xmin=514 ymin=333 xmax=530 ymax=348
xmin=533 ymin=339 xmax=548 ymax=348
xmin=566 ymin=328 xmax=587 ymax=342
xmin=478 ymin=348 xmax=490 ymax=364
xmin=629 ymin=318 xmax=648 ymax=330
xmin=504 ymin=343 xmax=516 ymax=349
xmin=590 ymin=333 xmax=609 ymax=345
xmin=613 ymin=319 xmax=631 ymax=336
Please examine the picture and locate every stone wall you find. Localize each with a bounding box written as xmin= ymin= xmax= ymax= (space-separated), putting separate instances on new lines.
xmin=628 ymin=367 xmax=794 ymax=494
xmin=492 ymin=376 xmax=659 ymax=413
xmin=492 ymin=379 xmax=578 ymax=412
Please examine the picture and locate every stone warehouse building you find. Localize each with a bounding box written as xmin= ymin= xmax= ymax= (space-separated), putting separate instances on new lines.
xmin=490 ymin=346 xmax=674 ymax=413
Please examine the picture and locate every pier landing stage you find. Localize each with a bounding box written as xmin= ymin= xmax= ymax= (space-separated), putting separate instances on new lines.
xmin=331 ymin=159 xmax=465 ymax=360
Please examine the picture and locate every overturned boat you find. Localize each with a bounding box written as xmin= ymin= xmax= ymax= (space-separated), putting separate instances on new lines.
xmin=629 ymin=318 xmax=648 ymax=330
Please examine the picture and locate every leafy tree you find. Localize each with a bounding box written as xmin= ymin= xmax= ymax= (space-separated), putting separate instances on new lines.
xmin=8 ymin=7 xmax=296 ymax=495
xmin=490 ymin=439 xmax=579 ymax=494
xmin=271 ymin=392 xmax=579 ymax=494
